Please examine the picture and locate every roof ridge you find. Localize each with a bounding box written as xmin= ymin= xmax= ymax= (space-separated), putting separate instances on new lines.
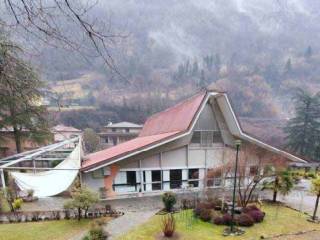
xmin=144 ymin=90 xmax=206 ymax=122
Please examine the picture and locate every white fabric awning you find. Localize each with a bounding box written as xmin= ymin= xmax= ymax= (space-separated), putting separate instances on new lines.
xmin=11 ymin=144 xmax=81 ymax=198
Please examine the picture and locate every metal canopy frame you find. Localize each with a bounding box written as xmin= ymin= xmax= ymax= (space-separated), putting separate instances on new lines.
xmin=0 ymin=137 xmax=81 ymax=189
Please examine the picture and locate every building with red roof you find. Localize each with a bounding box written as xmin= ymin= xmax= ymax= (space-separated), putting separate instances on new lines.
xmin=80 ymin=90 xmax=306 ymax=199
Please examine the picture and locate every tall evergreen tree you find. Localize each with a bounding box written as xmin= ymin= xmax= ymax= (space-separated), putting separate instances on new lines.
xmin=192 ymin=60 xmax=199 ymax=76
xmin=0 ymin=37 xmax=50 ymax=153
xmin=284 ymin=88 xmax=320 ymax=160
xmin=304 ymin=46 xmax=313 ymax=59
xmin=284 ymin=58 xmax=292 ymax=74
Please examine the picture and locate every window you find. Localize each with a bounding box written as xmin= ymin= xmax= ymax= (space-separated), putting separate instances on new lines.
xmin=112 ymin=128 xmax=116 ymax=132
xmin=188 ymin=169 xmax=199 ymax=179
xmin=104 ymin=137 xmax=109 ymax=143
xmin=152 ymin=170 xmax=162 ymax=190
xmin=125 ymin=128 xmax=130 ymax=133
xmin=191 ymin=130 xmax=222 ymax=146
xmin=170 ymin=169 xmax=182 ymax=189
xmin=212 ymin=131 xmax=223 ymax=143
xmin=188 ymin=169 xmax=199 ymax=187
xmin=126 ymin=171 xmax=136 ymax=186
xmin=191 ymin=131 xmax=201 ymax=143
xmin=112 ymin=137 xmax=118 ymax=145
xmin=201 ymin=131 xmax=213 ymax=146
xmin=207 ymin=169 xmax=222 ymax=187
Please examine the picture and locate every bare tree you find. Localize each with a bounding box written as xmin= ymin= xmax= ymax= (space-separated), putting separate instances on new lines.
xmin=206 ymin=143 xmax=289 ymax=207
xmin=2 ymin=0 xmax=125 ymax=73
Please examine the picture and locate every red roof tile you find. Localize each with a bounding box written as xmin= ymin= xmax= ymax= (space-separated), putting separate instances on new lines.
xmin=139 ymin=92 xmax=206 ymax=136
xmin=82 ymin=131 xmax=180 ymax=170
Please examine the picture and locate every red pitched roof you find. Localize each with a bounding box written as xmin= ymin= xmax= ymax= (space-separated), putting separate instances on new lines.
xmin=81 ymin=91 xmax=206 ymax=171
xmin=139 ymin=92 xmax=206 ymax=136
xmin=82 ymin=131 xmax=179 ymax=170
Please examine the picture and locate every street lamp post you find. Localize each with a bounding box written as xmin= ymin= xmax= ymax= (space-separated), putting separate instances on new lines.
xmin=231 ymin=140 xmax=241 ymax=233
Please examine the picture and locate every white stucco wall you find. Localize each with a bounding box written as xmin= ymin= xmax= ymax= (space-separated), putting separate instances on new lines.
xmin=141 ymin=154 xmax=160 ymax=168
xmin=82 ymin=172 xmax=104 ymax=192
xmin=161 ymin=147 xmax=187 ymax=168
xmin=189 ymin=149 xmax=206 ymax=167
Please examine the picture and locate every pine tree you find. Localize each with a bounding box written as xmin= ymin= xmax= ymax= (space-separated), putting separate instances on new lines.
xmin=284 ymin=89 xmax=320 ymax=160
xmin=192 ymin=60 xmax=199 ymax=76
xmin=284 ymin=58 xmax=292 ymax=74
xmin=0 ymin=38 xmax=50 ymax=153
xmin=214 ymin=53 xmax=221 ymax=73
xmin=304 ymin=46 xmax=313 ymax=59
xmin=199 ymin=69 xmax=206 ymax=87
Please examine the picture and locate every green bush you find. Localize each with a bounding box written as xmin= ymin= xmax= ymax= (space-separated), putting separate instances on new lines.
xmin=162 ymin=192 xmax=176 ymax=212
xmin=83 ymin=221 xmax=109 ymax=240
xmin=307 ymin=172 xmax=317 ymax=179
xmin=12 ymin=198 xmax=23 ymax=210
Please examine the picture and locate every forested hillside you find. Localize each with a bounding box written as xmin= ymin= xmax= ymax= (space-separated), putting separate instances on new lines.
xmin=10 ymin=0 xmax=319 ymax=139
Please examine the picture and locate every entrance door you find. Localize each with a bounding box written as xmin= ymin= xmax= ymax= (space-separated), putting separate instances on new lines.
xmin=170 ymin=169 xmax=182 ymax=189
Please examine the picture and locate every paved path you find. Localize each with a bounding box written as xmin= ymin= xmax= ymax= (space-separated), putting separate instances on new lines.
xmin=105 ymin=210 xmax=158 ymax=240
xmin=277 ymin=179 xmax=320 ymax=217
xmin=103 ymin=196 xmax=162 ymax=239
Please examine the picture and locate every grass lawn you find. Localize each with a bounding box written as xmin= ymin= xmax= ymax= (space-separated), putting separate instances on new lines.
xmin=0 ymin=218 xmax=109 ymax=240
xmin=117 ymin=204 xmax=320 ymax=240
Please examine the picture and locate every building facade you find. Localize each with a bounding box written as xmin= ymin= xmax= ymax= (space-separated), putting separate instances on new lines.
xmin=51 ymin=125 xmax=82 ymax=143
xmin=98 ymin=122 xmax=142 ymax=149
xmin=81 ymin=91 xmax=306 ymax=199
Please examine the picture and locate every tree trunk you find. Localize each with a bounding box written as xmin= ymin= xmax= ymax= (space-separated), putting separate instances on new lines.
xmin=84 ymin=207 xmax=88 ymax=218
xmin=313 ymin=194 xmax=320 ymax=221
xmin=273 ymin=190 xmax=278 ymax=202
xmin=273 ymin=177 xmax=279 ymax=202
xmin=77 ymin=207 xmax=81 ymax=221
xmin=13 ymin=126 xmax=22 ymax=153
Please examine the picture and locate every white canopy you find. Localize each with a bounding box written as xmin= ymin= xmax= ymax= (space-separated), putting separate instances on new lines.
xmin=11 ymin=144 xmax=81 ymax=198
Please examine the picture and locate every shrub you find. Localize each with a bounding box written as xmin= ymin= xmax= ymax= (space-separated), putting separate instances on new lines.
xmin=247 ymin=210 xmax=265 ymax=223
xmin=208 ymin=198 xmax=222 ymax=209
xmin=161 ymin=214 xmax=175 ymax=237
xmin=193 ymin=206 xmax=202 ymax=217
xmin=222 ymin=213 xmax=232 ymax=225
xmin=181 ymin=198 xmax=195 ymax=209
xmin=194 ymin=202 xmax=213 ymax=217
xmin=222 ymin=213 xmax=233 ymax=225
xmin=242 ymin=205 xmax=259 ymax=213
xmin=199 ymin=208 xmax=212 ymax=222
xmin=12 ymin=198 xmax=23 ymax=210
xmin=86 ymin=221 xmax=109 ymax=240
xmin=162 ymin=192 xmax=176 ymax=212
xmin=213 ymin=216 xmax=224 ymax=225
xmin=307 ymin=172 xmax=317 ymax=179
xmin=237 ymin=213 xmax=254 ymax=227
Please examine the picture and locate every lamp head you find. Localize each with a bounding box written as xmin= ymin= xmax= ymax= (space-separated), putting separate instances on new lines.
xmin=234 ymin=140 xmax=242 ymax=147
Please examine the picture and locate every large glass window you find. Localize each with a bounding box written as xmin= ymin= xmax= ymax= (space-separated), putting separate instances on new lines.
xmin=188 ymin=169 xmax=199 ymax=187
xmin=152 ymin=170 xmax=162 ymax=190
xmin=126 ymin=171 xmax=136 ymax=186
xmin=191 ymin=131 xmax=201 ymax=143
xmin=170 ymin=169 xmax=182 ymax=189
xmin=191 ymin=130 xmax=222 ymax=146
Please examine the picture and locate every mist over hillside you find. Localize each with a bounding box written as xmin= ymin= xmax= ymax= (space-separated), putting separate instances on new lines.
xmin=9 ymin=0 xmax=320 ymax=131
